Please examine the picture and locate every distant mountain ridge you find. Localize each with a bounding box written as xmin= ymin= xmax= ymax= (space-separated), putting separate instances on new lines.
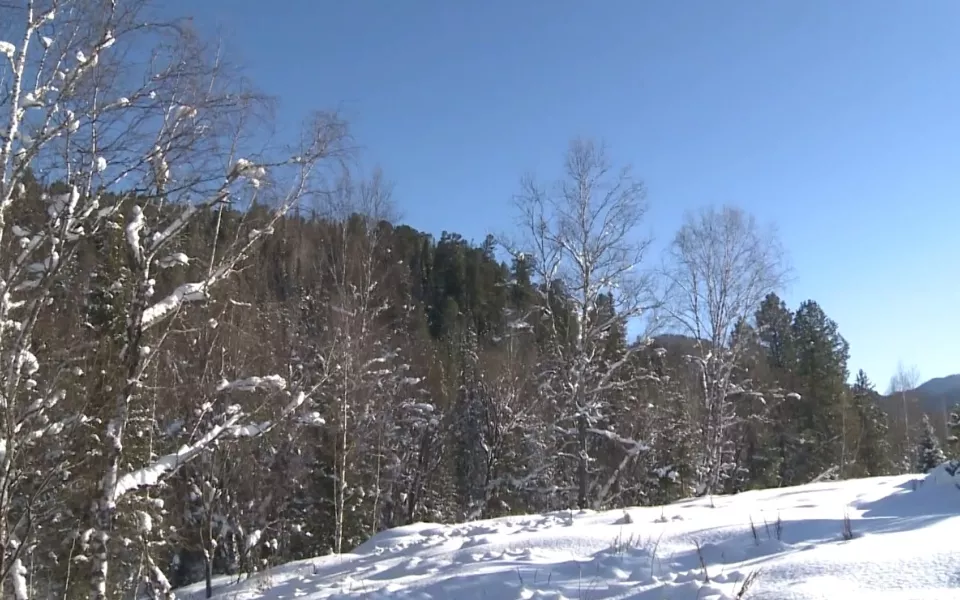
xmin=913 ymin=374 xmax=960 ymax=399
xmin=882 ymin=373 xmax=960 ymax=420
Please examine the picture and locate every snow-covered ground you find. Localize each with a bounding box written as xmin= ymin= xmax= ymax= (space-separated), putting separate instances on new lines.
xmin=176 ymin=466 xmax=960 ymax=600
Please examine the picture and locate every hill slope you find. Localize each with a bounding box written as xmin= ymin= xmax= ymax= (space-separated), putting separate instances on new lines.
xmin=175 ymin=468 xmax=960 ymax=600
xmin=914 ymin=374 xmax=960 ymax=398
xmin=882 ymin=373 xmax=960 ymax=418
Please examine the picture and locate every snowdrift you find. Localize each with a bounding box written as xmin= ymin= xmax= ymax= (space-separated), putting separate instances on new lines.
xmin=175 ymin=467 xmax=960 ymax=599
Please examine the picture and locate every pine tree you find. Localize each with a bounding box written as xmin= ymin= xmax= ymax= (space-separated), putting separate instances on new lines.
xmin=914 ymin=414 xmax=946 ymax=474
xmin=755 ymin=293 xmax=796 ymax=372
xmin=851 ymin=370 xmax=893 ymax=477
xmin=754 ymin=293 xmax=796 ymax=486
xmin=787 ymin=300 xmax=850 ymax=483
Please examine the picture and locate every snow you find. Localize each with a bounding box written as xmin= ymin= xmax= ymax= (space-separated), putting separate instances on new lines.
xmin=217 ymin=374 xmax=287 ymax=393
xmin=10 ymin=556 xmax=27 ymax=600
xmin=126 ymin=205 xmax=145 ymax=256
xmin=141 ymin=281 xmax=208 ymax=328
xmin=16 ymin=349 xmax=38 ymax=375
xmin=151 ymin=146 xmax=170 ymax=187
xmin=176 ymin=469 xmax=960 ymax=600
xmin=136 ymin=510 xmax=154 ymax=533
xmin=232 ymin=157 xmax=266 ymax=180
xmin=157 ymin=251 xmax=190 ymax=269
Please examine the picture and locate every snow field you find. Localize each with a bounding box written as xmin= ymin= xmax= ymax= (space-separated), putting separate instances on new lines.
xmin=177 ymin=467 xmax=960 ymax=600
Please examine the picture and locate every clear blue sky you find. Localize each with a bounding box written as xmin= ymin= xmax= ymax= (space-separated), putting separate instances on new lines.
xmin=163 ymin=0 xmax=960 ymax=388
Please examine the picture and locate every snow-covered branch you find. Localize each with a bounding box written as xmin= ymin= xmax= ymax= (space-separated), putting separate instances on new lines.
xmin=0 ymin=1 xmax=349 ymax=597
xmin=113 ymin=390 xmax=310 ymax=502
xmin=217 ymin=374 xmax=287 ymax=393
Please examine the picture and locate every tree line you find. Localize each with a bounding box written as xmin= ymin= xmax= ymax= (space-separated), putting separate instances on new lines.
xmin=0 ymin=1 xmax=941 ymax=598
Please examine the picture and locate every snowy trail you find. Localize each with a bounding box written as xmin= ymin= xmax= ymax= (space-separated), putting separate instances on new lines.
xmin=176 ymin=468 xmax=960 ymax=600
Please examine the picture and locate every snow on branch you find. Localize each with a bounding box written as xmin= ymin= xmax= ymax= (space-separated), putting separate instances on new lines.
xmin=0 ymin=41 xmax=15 ymax=62
xmin=112 ymin=412 xmax=244 ymax=501
xmin=140 ymin=281 xmax=210 ymax=328
xmin=125 ymin=205 xmax=146 ymax=263
xmin=217 ymin=374 xmax=287 ymax=393
xmin=157 ymin=252 xmax=189 ymax=269
xmin=219 ymin=390 xmax=312 ymax=442
xmin=10 ymin=556 xmax=27 ymax=600
xmin=112 ymin=390 xmax=310 ymax=502
xmin=587 ymin=428 xmax=650 ymax=453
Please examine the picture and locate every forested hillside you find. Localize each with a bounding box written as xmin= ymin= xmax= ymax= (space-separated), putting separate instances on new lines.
xmin=0 ymin=1 xmax=952 ymax=599
xmin=7 ymin=160 xmax=934 ymax=597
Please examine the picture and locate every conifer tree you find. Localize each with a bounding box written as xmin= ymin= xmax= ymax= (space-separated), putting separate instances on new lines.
xmin=754 ymin=293 xmax=796 ymax=486
xmin=787 ymin=300 xmax=850 ymax=483
xmin=915 ymin=414 xmax=946 ymax=474
xmin=728 ymin=320 xmax=783 ymax=491
xmin=851 ymin=370 xmax=893 ymax=477
xmin=946 ymin=410 xmax=960 ymax=457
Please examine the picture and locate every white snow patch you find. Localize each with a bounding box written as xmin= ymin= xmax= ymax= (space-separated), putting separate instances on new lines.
xmin=135 ymin=510 xmax=153 ymax=533
xmin=10 ymin=556 xmax=27 ymax=600
xmin=923 ymin=461 xmax=960 ymax=487
xmin=174 ymin=472 xmax=960 ymax=600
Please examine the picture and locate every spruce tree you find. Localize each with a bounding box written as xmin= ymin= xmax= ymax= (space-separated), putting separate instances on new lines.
xmin=851 ymin=370 xmax=893 ymax=477
xmin=915 ymin=414 xmax=946 ymax=474
xmin=947 ymin=410 xmax=960 ymax=457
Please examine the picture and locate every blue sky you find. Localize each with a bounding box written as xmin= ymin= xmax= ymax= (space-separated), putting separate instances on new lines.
xmin=164 ymin=0 xmax=960 ymax=388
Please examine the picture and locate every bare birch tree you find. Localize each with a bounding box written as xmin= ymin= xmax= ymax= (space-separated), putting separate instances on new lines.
xmin=888 ymin=359 xmax=920 ymax=470
xmin=506 ymin=138 xmax=654 ymax=510
xmin=453 ymin=311 xmax=544 ymax=520
xmin=659 ymin=205 xmax=788 ymax=496
xmin=0 ymin=1 xmax=346 ymax=597
xmin=313 ymin=169 xmax=408 ymax=554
